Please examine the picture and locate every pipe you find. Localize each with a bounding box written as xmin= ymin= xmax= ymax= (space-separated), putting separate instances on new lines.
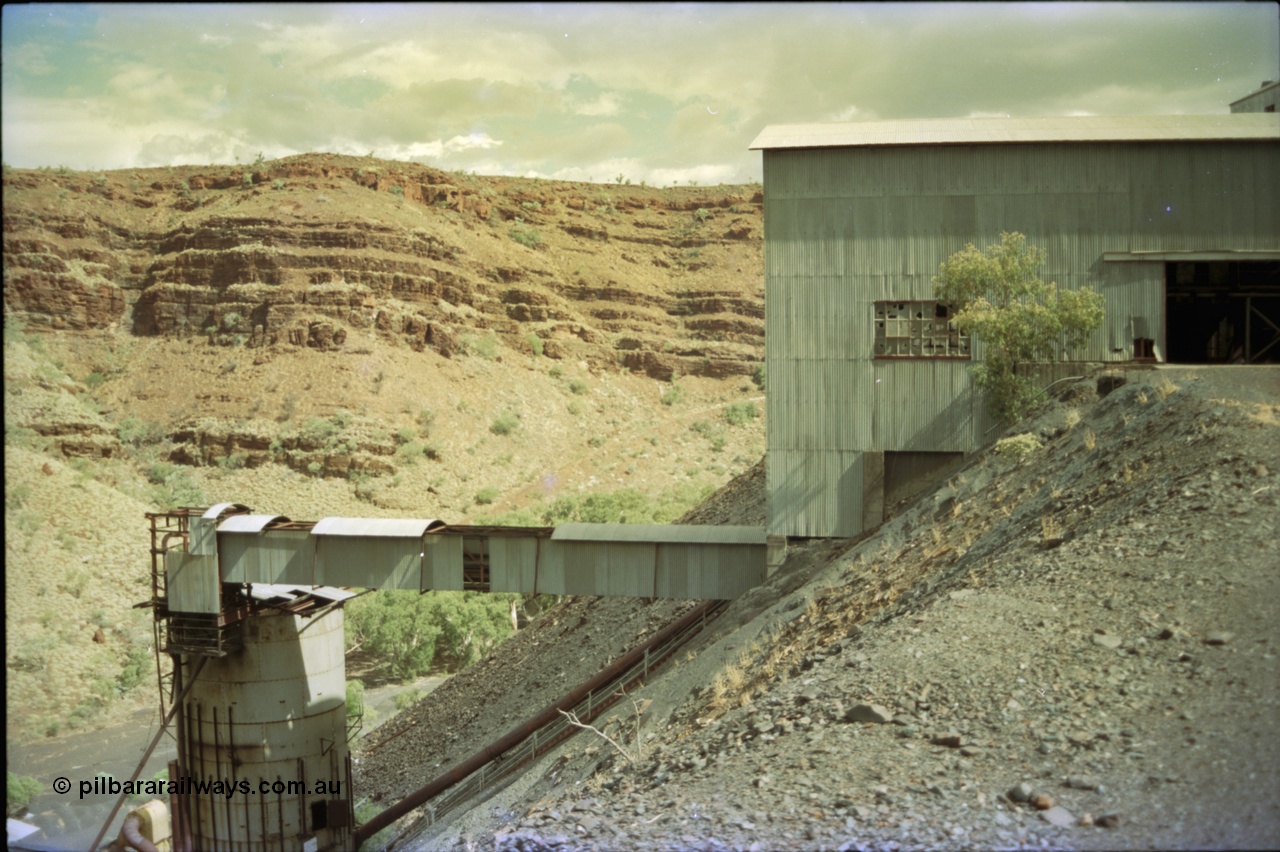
xmin=353 ymin=599 xmax=723 ymax=846
xmin=121 ymin=814 xmax=161 ymax=852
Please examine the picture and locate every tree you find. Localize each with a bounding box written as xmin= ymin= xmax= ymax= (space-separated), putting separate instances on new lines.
xmin=933 ymin=232 xmax=1104 ymax=422
xmin=344 ymin=591 xmax=518 ymax=678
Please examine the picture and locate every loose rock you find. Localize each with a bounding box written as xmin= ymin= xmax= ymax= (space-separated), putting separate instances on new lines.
xmin=1040 ymin=805 xmax=1076 ymax=827
xmin=844 ymin=703 xmax=894 ymax=724
xmin=1007 ymin=782 xmax=1034 ymax=803
xmin=1092 ymin=632 xmax=1123 ymax=650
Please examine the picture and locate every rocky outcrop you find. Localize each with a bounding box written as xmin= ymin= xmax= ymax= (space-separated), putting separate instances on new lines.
xmin=167 ymin=415 xmax=402 ymax=478
xmin=3 ymin=155 xmax=764 ymax=378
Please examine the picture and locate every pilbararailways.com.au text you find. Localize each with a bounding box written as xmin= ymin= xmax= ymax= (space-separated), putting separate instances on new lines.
xmin=61 ymin=775 xmax=343 ymax=801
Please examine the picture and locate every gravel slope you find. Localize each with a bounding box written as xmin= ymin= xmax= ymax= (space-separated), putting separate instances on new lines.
xmin=361 ymin=367 xmax=1279 ymax=851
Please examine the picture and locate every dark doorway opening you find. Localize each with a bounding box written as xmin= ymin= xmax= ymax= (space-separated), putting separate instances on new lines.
xmin=1165 ymin=261 xmax=1280 ymax=363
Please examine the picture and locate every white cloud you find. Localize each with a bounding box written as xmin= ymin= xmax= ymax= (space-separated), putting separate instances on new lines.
xmin=444 ymin=132 xmax=502 ymax=153
xmin=824 ymin=105 xmax=878 ymax=123
xmin=573 ymin=92 xmax=621 ymax=117
xmin=7 ymin=43 xmax=55 ymax=76
xmin=644 ymin=163 xmax=738 ymax=188
xmin=377 ymin=133 xmax=502 ymax=163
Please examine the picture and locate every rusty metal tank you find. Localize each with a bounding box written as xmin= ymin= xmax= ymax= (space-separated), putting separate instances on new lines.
xmin=179 ymin=608 xmax=352 ymax=851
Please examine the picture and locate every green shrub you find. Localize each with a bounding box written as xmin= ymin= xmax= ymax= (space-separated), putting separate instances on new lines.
xmin=395 ymin=441 xmax=426 ymax=465
xmin=416 ymin=407 xmax=436 ymax=436
xmin=475 ymin=486 xmax=500 ymax=505
xmin=549 ymin=365 xmax=564 ymax=379
xmin=661 ymin=382 xmax=684 ymax=406
xmin=6 ymin=483 xmax=32 ymax=509
xmin=568 ymin=379 xmax=588 ymax=395
xmin=395 ymin=426 xmax=418 ymax=445
xmin=691 ymin=420 xmax=727 ymax=452
xmin=307 ymin=461 xmax=323 ymax=476
xmin=346 ymin=680 xmax=366 ymax=720
xmin=146 ymin=461 xmax=176 ymax=485
xmin=300 ymin=417 xmax=339 ymax=445
xmin=148 ymin=463 xmax=207 ymax=509
xmin=115 ymin=644 xmax=152 ymax=695
xmin=752 ymin=363 xmax=766 ymax=391
xmin=587 ymin=436 xmax=605 ymax=448
xmin=218 ymin=451 xmax=249 ymax=470
xmin=527 ymin=333 xmax=544 ymax=357
xmin=723 ymin=401 xmax=758 ymax=426
xmin=463 ymin=334 xmax=498 ymax=360
xmin=478 ymin=483 xmax=715 ymax=527
xmin=509 ymin=224 xmax=543 ymax=249
xmin=394 ymin=687 xmax=425 ymax=712
xmin=8 ymin=772 xmax=41 ymax=811
xmin=118 ymin=417 xmax=166 ymax=446
xmin=490 ymin=412 xmax=520 ymax=436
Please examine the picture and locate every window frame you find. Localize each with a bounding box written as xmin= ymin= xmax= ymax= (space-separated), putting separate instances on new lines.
xmin=873 ymin=300 xmax=972 ymax=360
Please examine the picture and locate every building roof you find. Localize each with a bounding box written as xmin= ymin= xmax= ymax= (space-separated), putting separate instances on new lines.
xmin=552 ymin=523 xmax=767 ymax=545
xmin=1230 ymin=80 xmax=1280 ymax=107
xmin=218 ymin=514 xmax=290 ymax=533
xmin=312 ymin=517 xmax=445 ymax=537
xmin=750 ymin=114 xmax=1280 ymax=151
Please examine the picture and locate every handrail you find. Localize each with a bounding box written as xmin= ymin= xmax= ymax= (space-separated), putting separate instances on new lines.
xmin=353 ymin=599 xmax=727 ymax=847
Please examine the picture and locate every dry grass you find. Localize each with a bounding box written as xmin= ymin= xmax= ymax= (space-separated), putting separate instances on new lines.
xmin=1248 ymin=403 xmax=1280 ymax=427
xmin=1153 ymin=376 xmax=1180 ymax=400
xmin=1041 ymin=515 xmax=1062 ymax=542
xmin=1082 ymin=429 xmax=1097 ymax=450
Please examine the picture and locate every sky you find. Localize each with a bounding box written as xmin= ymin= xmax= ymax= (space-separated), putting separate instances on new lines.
xmin=3 ymin=3 xmax=1277 ymax=184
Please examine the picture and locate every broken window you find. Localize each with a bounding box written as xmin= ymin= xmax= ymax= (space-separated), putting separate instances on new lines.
xmin=873 ymin=301 xmax=971 ymax=358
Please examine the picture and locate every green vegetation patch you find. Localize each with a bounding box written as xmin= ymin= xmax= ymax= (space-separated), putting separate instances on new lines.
xmin=345 ymin=591 xmax=518 ymax=678
xmin=723 ymin=401 xmax=758 ymax=426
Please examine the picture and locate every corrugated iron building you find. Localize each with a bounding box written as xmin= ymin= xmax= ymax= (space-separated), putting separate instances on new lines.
xmin=751 ymin=114 xmax=1280 ymax=538
xmin=1230 ymin=81 xmax=1279 ymax=114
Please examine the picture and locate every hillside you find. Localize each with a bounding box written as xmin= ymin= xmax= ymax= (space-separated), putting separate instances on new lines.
xmin=364 ymin=367 xmax=1280 ymax=851
xmin=2 ymin=157 xmax=766 ymax=743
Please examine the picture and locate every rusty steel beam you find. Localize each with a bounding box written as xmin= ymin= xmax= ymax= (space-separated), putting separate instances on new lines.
xmin=353 ymin=599 xmax=725 ymax=846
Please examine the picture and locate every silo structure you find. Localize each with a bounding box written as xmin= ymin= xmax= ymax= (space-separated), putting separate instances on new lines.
xmin=180 ymin=607 xmax=352 ymax=851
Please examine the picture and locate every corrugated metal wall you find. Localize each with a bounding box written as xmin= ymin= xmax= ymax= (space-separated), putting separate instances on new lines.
xmin=221 ymin=530 xmax=312 ymax=585
xmin=216 ymin=530 xmax=762 ymax=599
xmin=167 ymin=551 xmax=220 ymax=614
xmin=764 ymin=139 xmax=1280 ymax=537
